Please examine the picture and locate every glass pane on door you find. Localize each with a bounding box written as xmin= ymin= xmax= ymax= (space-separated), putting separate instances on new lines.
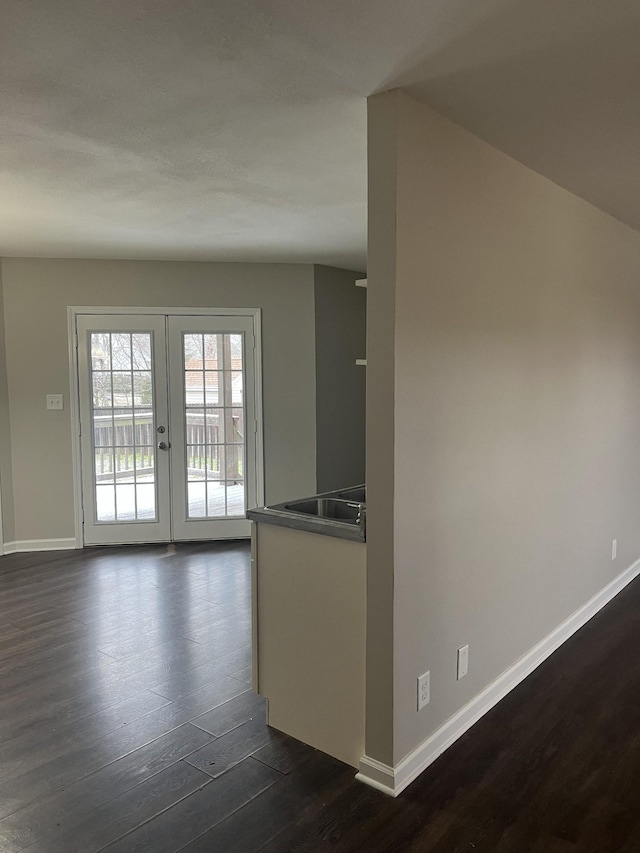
xmin=183 ymin=332 xmax=246 ymax=518
xmin=90 ymin=332 xmax=157 ymax=522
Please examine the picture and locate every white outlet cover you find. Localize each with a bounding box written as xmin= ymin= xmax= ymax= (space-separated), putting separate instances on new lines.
xmin=457 ymin=645 xmax=469 ymax=680
xmin=417 ymin=671 xmax=430 ymax=711
xmin=46 ymin=394 xmax=64 ymax=411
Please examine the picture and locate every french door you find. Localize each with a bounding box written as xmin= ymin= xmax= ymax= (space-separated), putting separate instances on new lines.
xmin=75 ymin=311 xmax=261 ymax=545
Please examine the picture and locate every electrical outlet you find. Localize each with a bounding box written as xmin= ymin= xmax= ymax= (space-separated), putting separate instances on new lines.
xmin=612 ymin=539 xmax=617 ymax=560
xmin=417 ymin=671 xmax=430 ymax=711
xmin=457 ymin=645 xmax=469 ymax=680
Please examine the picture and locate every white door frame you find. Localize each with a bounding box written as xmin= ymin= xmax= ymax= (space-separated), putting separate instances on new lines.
xmin=68 ymin=306 xmax=264 ymax=548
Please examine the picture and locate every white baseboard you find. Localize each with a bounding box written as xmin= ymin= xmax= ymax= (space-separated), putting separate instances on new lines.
xmin=355 ymin=757 xmax=396 ymax=796
xmin=2 ymin=538 xmax=78 ymax=555
xmin=358 ymin=556 xmax=640 ymax=797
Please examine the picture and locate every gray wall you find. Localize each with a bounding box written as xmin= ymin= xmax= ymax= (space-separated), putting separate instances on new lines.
xmin=314 ymin=265 xmax=366 ymax=493
xmin=368 ymin=89 xmax=640 ymax=767
xmin=0 ymin=259 xmax=317 ymax=543
xmin=0 ymin=268 xmax=15 ymax=546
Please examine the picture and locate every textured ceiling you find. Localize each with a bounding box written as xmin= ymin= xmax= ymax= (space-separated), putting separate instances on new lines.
xmin=2 ymin=1 xmax=639 ymax=270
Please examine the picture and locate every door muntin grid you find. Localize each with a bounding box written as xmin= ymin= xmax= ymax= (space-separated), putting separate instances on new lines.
xmin=183 ymin=332 xmax=246 ymax=519
xmin=90 ymin=331 xmax=158 ymax=523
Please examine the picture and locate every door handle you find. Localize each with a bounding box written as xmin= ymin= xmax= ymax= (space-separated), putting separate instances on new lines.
xmin=158 ymin=441 xmax=171 ymax=451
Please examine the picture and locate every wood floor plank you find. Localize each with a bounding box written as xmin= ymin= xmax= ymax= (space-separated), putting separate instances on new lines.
xmin=229 ymin=663 xmax=252 ymax=683
xmin=99 ymin=631 xmax=247 ymax=681
xmin=181 ymin=614 xmax=251 ymax=645
xmin=251 ymin=728 xmax=317 ymax=774
xmin=0 ymin=632 xmax=111 ymax=672
xmin=0 ymin=669 xmax=165 ymax=737
xmin=183 ymin=714 xmax=273 ymax=778
xmin=21 ymin=761 xmax=212 ymax=853
xmin=176 ymin=752 xmax=352 ymax=853
xmin=0 ymin=676 xmax=247 ymax=820
xmin=147 ymin=651 xmax=251 ymax=702
xmin=258 ymin=775 xmax=388 ymax=853
xmin=2 ymin=541 xmax=640 ymax=852
xmin=190 ymin=690 xmax=266 ymax=737
xmin=0 ymin=724 xmax=215 ymax=850
xmin=0 ymin=688 xmax=172 ymax=776
xmin=99 ymin=758 xmax=280 ymax=853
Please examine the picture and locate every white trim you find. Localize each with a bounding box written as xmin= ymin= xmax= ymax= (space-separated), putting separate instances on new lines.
xmin=355 ymin=279 xmax=368 ymax=288
xmin=68 ymin=307 xmax=264 ymax=546
xmin=69 ymin=306 xmax=262 ymax=317
xmin=252 ymin=312 xmax=265 ymax=510
xmin=358 ymin=555 xmax=640 ymax=797
xmin=2 ymin=538 xmax=78 ymax=554
xmin=355 ymin=757 xmax=396 ymax=796
xmin=67 ymin=309 xmax=84 ymax=548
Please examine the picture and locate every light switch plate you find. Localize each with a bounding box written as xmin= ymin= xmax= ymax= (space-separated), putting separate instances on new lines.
xmin=46 ymin=394 xmax=64 ymax=411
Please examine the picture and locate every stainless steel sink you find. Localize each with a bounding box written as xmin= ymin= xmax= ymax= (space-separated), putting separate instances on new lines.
xmin=248 ymin=484 xmax=367 ymax=541
xmin=335 ymin=486 xmax=366 ymax=502
xmin=284 ymin=497 xmax=364 ymax=523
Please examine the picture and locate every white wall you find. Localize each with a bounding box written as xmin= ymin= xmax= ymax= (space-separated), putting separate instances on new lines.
xmin=0 ymin=259 xmax=317 ymax=542
xmin=367 ymin=90 xmax=640 ymax=768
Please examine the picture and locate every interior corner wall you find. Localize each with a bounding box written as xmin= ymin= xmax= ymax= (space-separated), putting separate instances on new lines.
xmin=313 ymin=264 xmax=366 ymax=494
xmin=370 ymin=89 xmax=640 ymax=768
xmin=0 ymin=265 xmax=15 ymax=547
xmin=363 ymin=91 xmax=400 ymax=767
xmin=0 ymin=259 xmax=317 ymax=543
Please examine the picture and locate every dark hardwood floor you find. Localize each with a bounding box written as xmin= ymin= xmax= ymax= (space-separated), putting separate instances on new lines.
xmin=1 ymin=542 xmax=639 ymax=851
